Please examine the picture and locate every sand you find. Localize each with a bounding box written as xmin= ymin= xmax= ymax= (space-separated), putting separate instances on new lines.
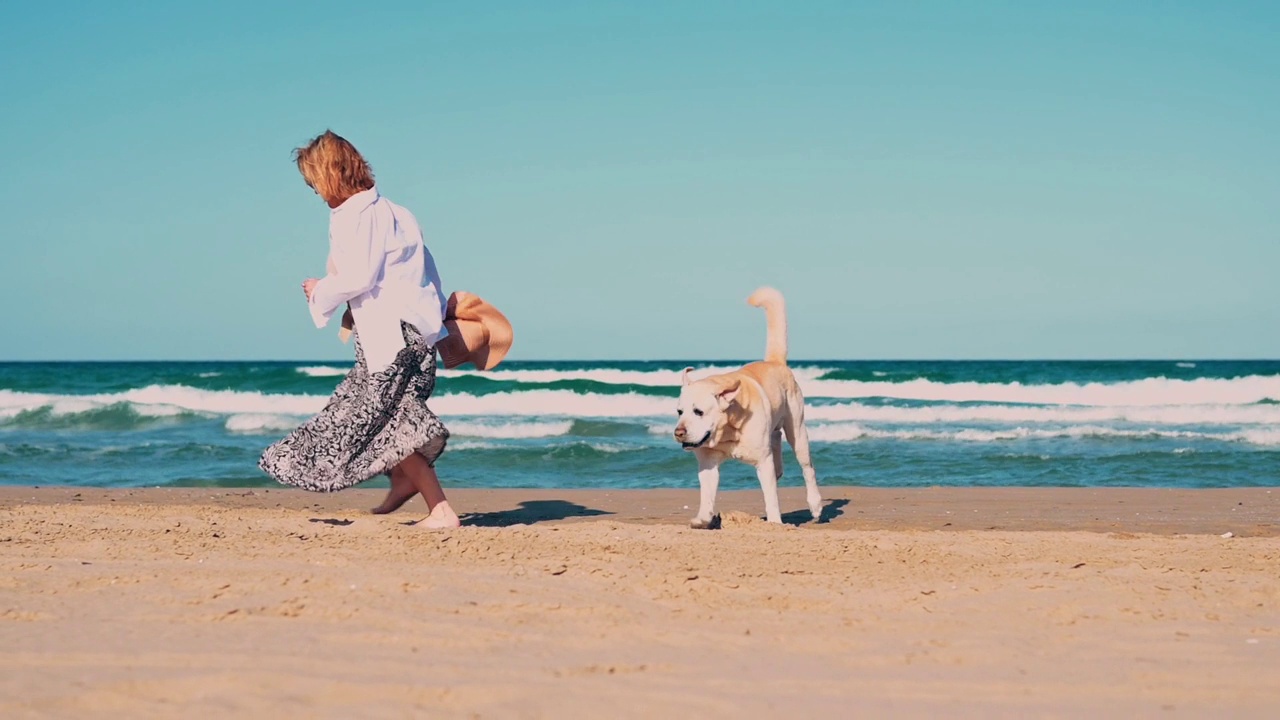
xmin=2 ymin=485 xmax=1278 ymax=718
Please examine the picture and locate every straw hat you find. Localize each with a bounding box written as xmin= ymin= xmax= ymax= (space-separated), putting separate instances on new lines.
xmin=437 ymin=291 xmax=514 ymax=370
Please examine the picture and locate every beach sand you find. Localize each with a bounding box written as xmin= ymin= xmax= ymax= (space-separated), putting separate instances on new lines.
xmin=2 ymin=485 xmax=1278 ymax=718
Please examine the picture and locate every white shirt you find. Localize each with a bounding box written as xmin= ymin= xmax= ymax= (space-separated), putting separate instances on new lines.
xmin=307 ymin=187 xmax=447 ymax=373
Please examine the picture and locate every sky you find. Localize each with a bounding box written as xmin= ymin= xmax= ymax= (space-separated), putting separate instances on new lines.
xmin=1 ymin=1 xmax=1276 ymax=361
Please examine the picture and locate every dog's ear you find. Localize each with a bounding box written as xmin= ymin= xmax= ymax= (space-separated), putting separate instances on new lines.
xmin=681 ymin=367 xmax=695 ymax=386
xmin=716 ymin=379 xmax=740 ymax=407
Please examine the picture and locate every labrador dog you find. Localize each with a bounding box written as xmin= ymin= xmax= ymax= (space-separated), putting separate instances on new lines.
xmin=673 ymin=287 xmax=822 ymax=527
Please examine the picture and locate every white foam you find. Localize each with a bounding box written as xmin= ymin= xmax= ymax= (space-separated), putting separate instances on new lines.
xmin=13 ymin=371 xmax=1271 ymax=423
xmin=649 ymin=402 xmax=1280 ymax=432
xmin=119 ymin=386 xmax=325 ymax=415
xmin=0 ymin=391 xmax=50 ymax=415
xmin=225 ymin=414 xmax=303 ymax=433
xmin=796 ymin=375 xmax=1280 ymax=406
xmin=650 ymin=421 xmax=1280 ymax=446
xmin=224 ymin=415 xmax=576 ymax=439
xmin=133 ymin=404 xmax=187 ymax=418
xmin=547 ymin=440 xmax=640 ymax=453
xmin=7 ymin=384 xmax=1278 ymax=429
xmin=448 ymin=441 xmax=502 ymax=451
xmin=5 ymin=373 xmax=1280 ymax=458
xmin=1236 ymin=428 xmax=1280 ymax=446
xmin=296 ymin=366 xmax=348 ymax=377
xmin=440 ymin=366 xmax=1280 ymax=407
xmin=441 ymin=365 xmax=834 ymax=387
xmin=0 ymin=386 xmax=666 ymax=423
xmin=431 ymin=390 xmax=672 ymax=418
xmin=449 ymin=420 xmax=573 ymax=439
xmin=49 ymin=398 xmax=99 ymax=415
xmin=803 ymin=402 xmax=1280 ymax=427
xmin=804 ymin=423 xmax=872 ymax=442
xmin=809 ymin=423 xmax=1280 ymax=446
xmin=584 ymin=442 xmax=639 ymax=454
xmin=0 ymin=387 xmax=326 ymax=420
xmin=647 ymin=423 xmax=673 ymax=437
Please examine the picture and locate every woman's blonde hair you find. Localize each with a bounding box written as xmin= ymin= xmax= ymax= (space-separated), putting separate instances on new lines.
xmin=292 ymin=130 xmax=375 ymax=206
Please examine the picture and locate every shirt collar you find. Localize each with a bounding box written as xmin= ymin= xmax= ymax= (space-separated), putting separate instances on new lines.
xmin=332 ymin=186 xmax=379 ymax=215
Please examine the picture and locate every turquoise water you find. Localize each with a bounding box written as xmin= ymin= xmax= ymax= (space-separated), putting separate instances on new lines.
xmin=1 ymin=360 xmax=1278 ymax=490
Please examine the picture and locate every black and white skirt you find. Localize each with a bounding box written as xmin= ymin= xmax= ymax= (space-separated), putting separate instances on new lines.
xmin=259 ymin=323 xmax=449 ymax=492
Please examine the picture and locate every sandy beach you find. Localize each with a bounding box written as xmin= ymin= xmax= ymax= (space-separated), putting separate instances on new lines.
xmin=2 ymin=485 xmax=1278 ymax=718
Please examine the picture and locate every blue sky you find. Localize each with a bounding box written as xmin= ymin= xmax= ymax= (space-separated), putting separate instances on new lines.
xmin=1 ymin=1 xmax=1276 ymax=361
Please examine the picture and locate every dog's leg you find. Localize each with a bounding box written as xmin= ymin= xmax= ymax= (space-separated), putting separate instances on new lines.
xmin=771 ymin=429 xmax=783 ymax=480
xmin=784 ymin=411 xmax=822 ymax=521
xmin=691 ymin=451 xmax=721 ymax=529
xmin=755 ymin=455 xmax=783 ymax=523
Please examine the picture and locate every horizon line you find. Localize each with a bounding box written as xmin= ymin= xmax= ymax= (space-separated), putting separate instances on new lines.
xmin=3 ymin=357 xmax=1279 ymax=364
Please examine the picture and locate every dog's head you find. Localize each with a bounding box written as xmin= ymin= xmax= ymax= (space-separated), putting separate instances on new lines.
xmin=673 ymin=367 xmax=740 ymax=450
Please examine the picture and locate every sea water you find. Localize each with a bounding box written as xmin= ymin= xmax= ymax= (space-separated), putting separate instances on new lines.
xmin=1 ymin=360 xmax=1277 ymax=490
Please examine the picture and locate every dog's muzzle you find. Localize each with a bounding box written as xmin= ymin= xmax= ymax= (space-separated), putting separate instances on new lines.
xmin=679 ymin=431 xmax=711 ymax=450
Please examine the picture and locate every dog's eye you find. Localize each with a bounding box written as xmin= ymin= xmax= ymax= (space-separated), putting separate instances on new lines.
xmin=676 ymin=409 xmax=683 ymax=416
xmin=693 ymin=409 xmax=704 ymax=417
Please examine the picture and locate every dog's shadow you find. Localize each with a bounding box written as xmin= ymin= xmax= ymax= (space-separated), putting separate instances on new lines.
xmin=460 ymin=499 xmax=614 ymax=528
xmin=781 ymin=498 xmax=850 ymax=526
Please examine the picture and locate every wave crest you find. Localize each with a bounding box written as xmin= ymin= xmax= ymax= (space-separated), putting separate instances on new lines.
xmin=296 ymin=366 xmax=348 ymax=377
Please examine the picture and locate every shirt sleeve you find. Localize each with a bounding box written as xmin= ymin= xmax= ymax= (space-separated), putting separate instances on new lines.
xmin=308 ymin=210 xmax=384 ymax=327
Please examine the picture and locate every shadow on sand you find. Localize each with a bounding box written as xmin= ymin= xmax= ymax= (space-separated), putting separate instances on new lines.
xmin=781 ymin=497 xmax=850 ymax=526
xmin=460 ymin=499 xmax=615 ymax=528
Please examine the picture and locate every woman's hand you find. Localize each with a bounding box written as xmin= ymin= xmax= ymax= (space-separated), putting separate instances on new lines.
xmin=302 ymin=278 xmax=319 ymax=301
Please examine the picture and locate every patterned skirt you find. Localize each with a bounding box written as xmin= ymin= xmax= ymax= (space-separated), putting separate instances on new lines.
xmin=259 ymin=323 xmax=449 ymax=492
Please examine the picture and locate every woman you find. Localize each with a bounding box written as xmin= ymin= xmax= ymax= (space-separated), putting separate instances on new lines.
xmin=259 ymin=130 xmax=459 ymax=529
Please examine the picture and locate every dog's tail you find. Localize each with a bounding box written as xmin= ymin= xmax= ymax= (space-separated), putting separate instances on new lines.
xmin=747 ymin=287 xmax=787 ymax=364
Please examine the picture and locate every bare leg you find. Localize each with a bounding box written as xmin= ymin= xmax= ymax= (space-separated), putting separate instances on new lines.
xmin=371 ymin=466 xmax=418 ymax=514
xmin=395 ymin=451 xmax=460 ymax=529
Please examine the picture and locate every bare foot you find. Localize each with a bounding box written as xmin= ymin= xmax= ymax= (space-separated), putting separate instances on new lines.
xmin=371 ymin=473 xmax=417 ymax=515
xmin=416 ymin=500 xmax=461 ymax=530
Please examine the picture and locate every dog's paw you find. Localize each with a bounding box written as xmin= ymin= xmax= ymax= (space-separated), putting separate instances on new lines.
xmin=689 ymin=514 xmax=721 ymax=530
xmin=808 ymin=493 xmax=823 ymax=523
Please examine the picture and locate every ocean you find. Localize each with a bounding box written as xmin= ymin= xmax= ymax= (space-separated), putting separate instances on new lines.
xmin=1 ymin=360 xmax=1278 ymax=491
